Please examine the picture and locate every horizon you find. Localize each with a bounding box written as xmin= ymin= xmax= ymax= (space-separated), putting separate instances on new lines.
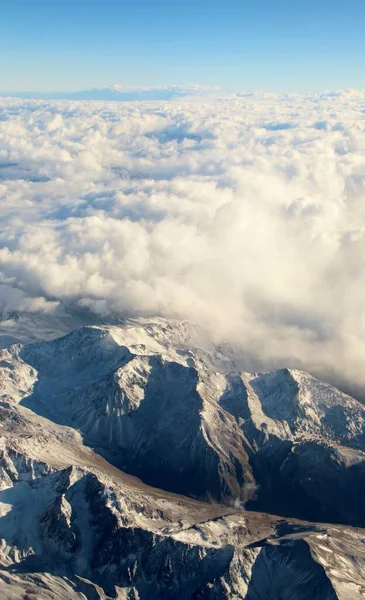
xmin=1 ymin=83 xmax=365 ymax=100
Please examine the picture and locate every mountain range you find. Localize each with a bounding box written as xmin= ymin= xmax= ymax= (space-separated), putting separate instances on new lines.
xmin=0 ymin=85 xmax=219 ymax=102
xmin=0 ymin=317 xmax=364 ymax=598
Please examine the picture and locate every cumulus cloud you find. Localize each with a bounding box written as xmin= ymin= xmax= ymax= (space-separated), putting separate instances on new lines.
xmin=1 ymin=92 xmax=365 ymax=390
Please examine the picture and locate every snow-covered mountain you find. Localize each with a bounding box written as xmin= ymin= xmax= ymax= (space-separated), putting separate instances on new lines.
xmin=0 ymin=85 xmax=219 ymax=102
xmin=0 ymin=317 xmax=365 ymax=598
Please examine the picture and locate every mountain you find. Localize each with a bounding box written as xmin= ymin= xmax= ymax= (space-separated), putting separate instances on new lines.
xmin=0 ymin=317 xmax=365 ymax=598
xmin=0 ymin=85 xmax=219 ymax=102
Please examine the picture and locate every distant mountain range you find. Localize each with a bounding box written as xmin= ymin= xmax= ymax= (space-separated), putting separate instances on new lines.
xmin=0 ymin=84 xmax=220 ymax=102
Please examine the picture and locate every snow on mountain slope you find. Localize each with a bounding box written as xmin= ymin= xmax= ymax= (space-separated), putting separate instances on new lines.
xmin=0 ymin=310 xmax=100 ymax=348
xmin=230 ymin=368 xmax=365 ymax=524
xmin=0 ymin=397 xmax=364 ymax=599
xmin=2 ymin=317 xmax=363 ymax=521
xmin=15 ymin=323 xmax=254 ymax=503
xmin=248 ymin=368 xmax=365 ymax=446
xmin=0 ymin=317 xmax=365 ymax=597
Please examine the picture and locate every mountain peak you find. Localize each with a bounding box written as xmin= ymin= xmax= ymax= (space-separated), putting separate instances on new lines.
xmin=1 ymin=318 xmax=365 ymax=597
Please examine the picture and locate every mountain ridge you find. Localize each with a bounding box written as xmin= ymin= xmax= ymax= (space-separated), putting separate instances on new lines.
xmin=0 ymin=317 xmax=365 ymax=598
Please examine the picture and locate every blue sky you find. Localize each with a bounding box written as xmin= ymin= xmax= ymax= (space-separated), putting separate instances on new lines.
xmin=1 ymin=0 xmax=365 ymax=92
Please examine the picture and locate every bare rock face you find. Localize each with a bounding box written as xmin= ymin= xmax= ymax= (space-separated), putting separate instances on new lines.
xmin=0 ymin=317 xmax=364 ymax=598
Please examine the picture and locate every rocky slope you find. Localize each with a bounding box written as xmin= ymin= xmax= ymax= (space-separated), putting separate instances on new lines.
xmin=0 ymin=317 xmax=364 ymax=598
xmin=11 ymin=318 xmax=365 ymax=522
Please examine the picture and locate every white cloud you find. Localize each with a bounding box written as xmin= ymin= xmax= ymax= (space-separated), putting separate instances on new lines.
xmin=1 ymin=93 xmax=365 ymax=389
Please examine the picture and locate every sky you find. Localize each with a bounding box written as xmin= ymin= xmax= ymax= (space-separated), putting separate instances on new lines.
xmin=1 ymin=0 xmax=365 ymax=92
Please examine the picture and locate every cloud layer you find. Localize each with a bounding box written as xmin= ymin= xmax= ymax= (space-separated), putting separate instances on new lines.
xmin=1 ymin=92 xmax=365 ymax=389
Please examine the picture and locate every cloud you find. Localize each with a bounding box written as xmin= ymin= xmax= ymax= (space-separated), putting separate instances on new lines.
xmin=1 ymin=92 xmax=365 ymax=390
xmin=0 ymin=284 xmax=59 ymax=315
